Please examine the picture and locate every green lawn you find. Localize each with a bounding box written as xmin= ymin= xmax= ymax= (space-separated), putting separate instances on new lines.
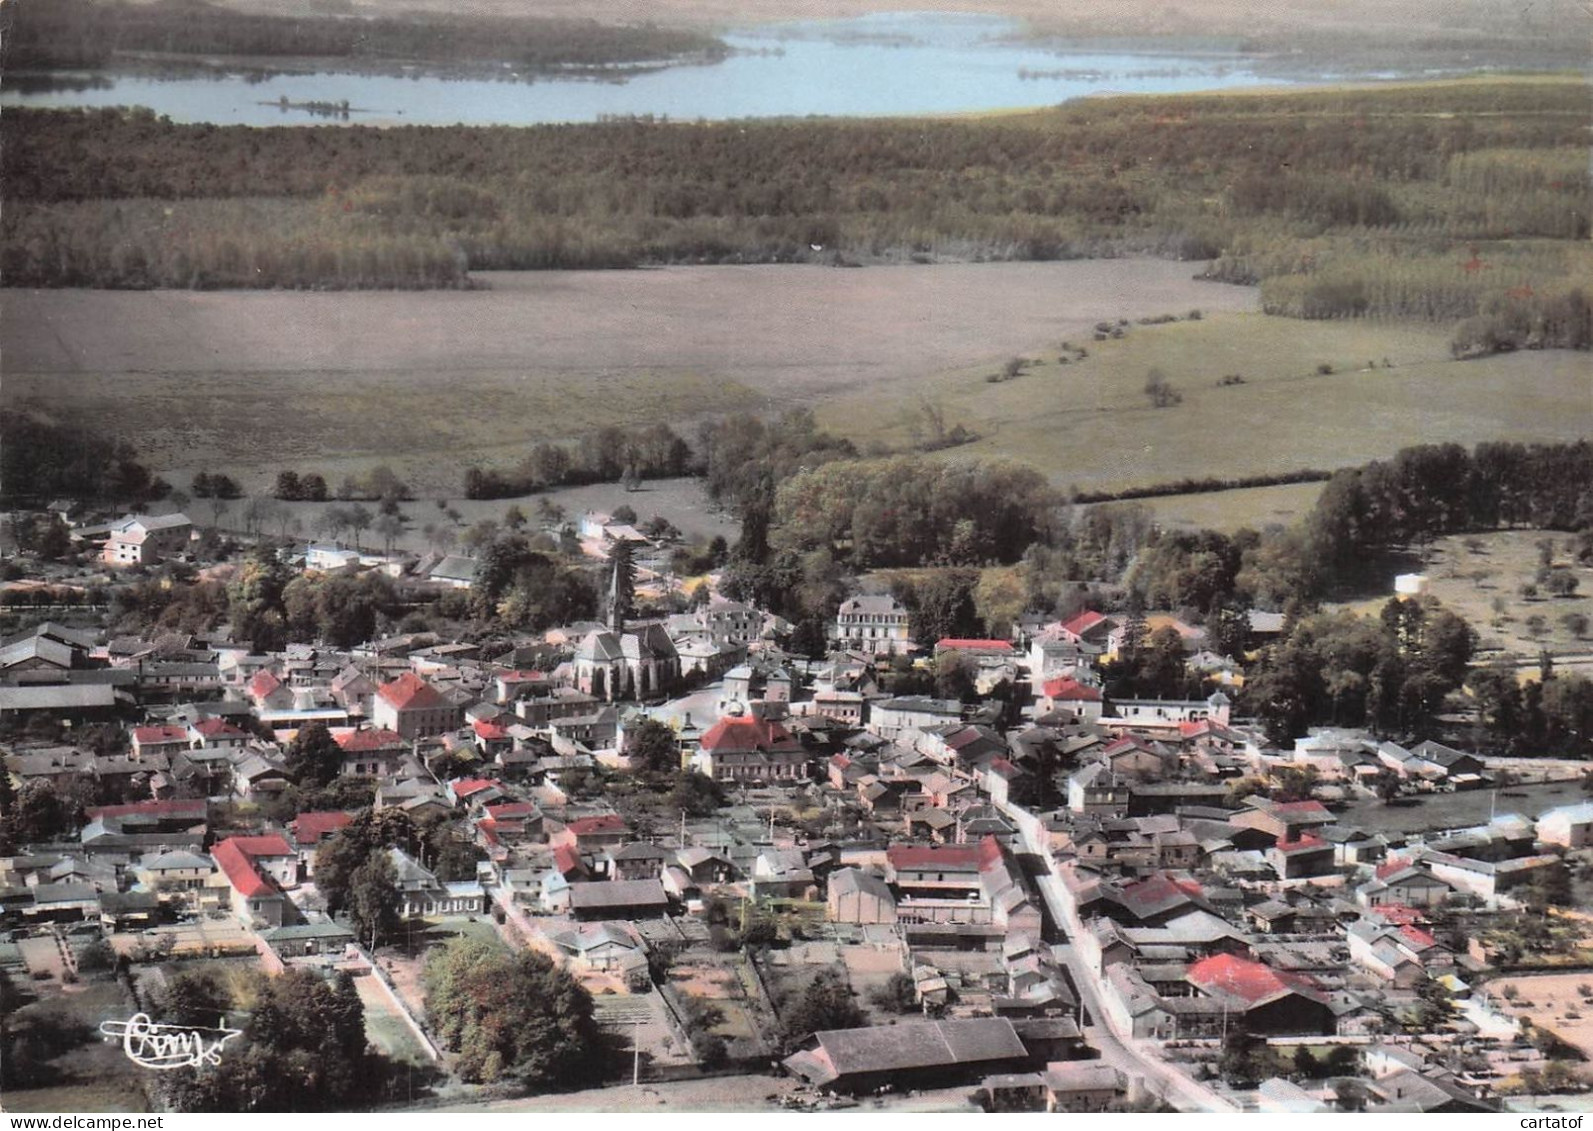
xmin=1142 ymin=481 xmax=1328 ymax=533
xmin=817 ymin=312 xmax=1591 ymax=494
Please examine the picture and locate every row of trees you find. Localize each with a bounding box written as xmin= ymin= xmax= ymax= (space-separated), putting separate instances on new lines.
xmin=770 ymin=455 xmax=1054 ymax=570
xmin=1470 ymin=668 xmax=1593 ymax=759
xmin=463 ymin=422 xmax=693 ymax=499
xmin=1306 ymin=440 xmax=1593 ymax=580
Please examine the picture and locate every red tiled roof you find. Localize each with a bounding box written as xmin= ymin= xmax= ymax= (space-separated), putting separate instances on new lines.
xmin=1043 ymin=678 xmax=1102 ymax=701
xmin=486 ymin=801 xmax=539 ymax=819
xmin=1275 ymin=835 xmax=1329 ymax=854
xmin=228 ymin=834 xmax=294 ymax=858
xmin=1398 ymin=924 xmax=1438 ymax=949
xmin=1376 ymin=856 xmax=1416 ymax=879
xmin=553 ymin=843 xmax=584 ymax=876
xmin=1187 ymin=953 xmax=1323 ymax=1006
xmin=887 ymin=843 xmax=982 ymax=871
xmin=975 ymin=834 xmax=1005 ymax=871
xmin=212 ymin=838 xmax=279 ymax=900
xmin=335 ymin=727 xmax=405 ymax=752
xmin=700 ymin=715 xmax=801 ymax=754
xmin=453 ymin=778 xmax=502 ymax=798
xmin=247 ymin=669 xmax=283 ymax=700
xmin=935 ymin=638 xmax=1015 ymax=653
xmin=86 ymin=799 xmax=207 ymax=820
xmin=989 ymin=757 xmax=1018 ymax=779
xmin=497 ymin=670 xmax=547 ymax=682
xmin=290 ymin=811 xmax=352 ymax=842
xmin=567 ymin=814 xmax=627 ymax=836
xmin=473 ymin=719 xmax=510 ymax=741
xmin=1061 ymin=610 xmax=1107 ymax=637
xmin=1374 ymin=904 xmax=1426 ymax=926
xmin=131 ymin=725 xmax=189 ymax=744
xmin=192 ymin=718 xmax=247 ymax=738
xmin=378 ymin=671 xmax=446 ymax=711
xmin=1118 ymin=874 xmax=1198 ymax=916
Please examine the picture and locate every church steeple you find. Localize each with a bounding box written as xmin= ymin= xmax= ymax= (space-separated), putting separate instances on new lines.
xmin=607 ymin=553 xmax=625 ymax=634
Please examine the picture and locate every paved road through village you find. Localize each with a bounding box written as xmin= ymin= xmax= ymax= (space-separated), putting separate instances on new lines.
xmin=1007 ymin=807 xmax=1240 ymax=1113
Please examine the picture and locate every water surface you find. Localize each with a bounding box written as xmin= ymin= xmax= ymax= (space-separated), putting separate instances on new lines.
xmin=0 ymin=12 xmax=1282 ymax=126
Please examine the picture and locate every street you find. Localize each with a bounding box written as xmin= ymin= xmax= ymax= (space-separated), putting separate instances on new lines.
xmin=1007 ymin=807 xmax=1239 ymax=1113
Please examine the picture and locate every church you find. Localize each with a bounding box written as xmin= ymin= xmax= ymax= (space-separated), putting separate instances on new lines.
xmin=572 ymin=549 xmax=681 ymax=702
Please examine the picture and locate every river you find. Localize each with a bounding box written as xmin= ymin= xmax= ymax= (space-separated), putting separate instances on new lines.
xmin=0 ymin=12 xmax=1301 ymax=127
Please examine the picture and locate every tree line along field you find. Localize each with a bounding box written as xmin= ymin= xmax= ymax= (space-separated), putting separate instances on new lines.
xmin=3 ymin=78 xmax=1589 ymax=359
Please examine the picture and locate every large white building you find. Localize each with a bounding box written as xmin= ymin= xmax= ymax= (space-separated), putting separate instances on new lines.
xmin=833 ymin=594 xmax=912 ymax=654
xmin=101 ymin=513 xmax=193 ymax=566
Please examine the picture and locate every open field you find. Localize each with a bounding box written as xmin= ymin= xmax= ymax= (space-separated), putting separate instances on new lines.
xmin=1142 ymin=482 xmax=1327 ymax=533
xmin=1489 ymin=974 xmax=1593 ymax=1060
xmin=1330 ymin=530 xmax=1593 ymax=671
xmin=10 ymin=264 xmax=1586 ymax=504
xmin=3 ymin=261 xmax=1254 ymax=496
xmin=818 ymin=311 xmax=1593 ymax=492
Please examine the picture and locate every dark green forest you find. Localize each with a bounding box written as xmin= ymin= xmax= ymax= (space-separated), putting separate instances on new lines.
xmin=4 ymin=80 xmax=1588 ymax=350
xmin=5 ymin=0 xmax=724 ymax=72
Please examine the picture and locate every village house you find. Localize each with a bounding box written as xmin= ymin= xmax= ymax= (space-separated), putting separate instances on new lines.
xmin=1536 ymin=801 xmax=1593 ymax=848
xmin=869 ymin=695 xmax=963 ymax=742
xmin=832 ymin=594 xmax=912 ymax=655
xmin=784 ymin=1017 xmax=1033 ymax=1094
xmin=333 ymin=726 xmax=409 ymax=777
xmin=211 ymin=835 xmax=294 ymax=929
xmin=371 ymin=671 xmax=462 ymax=738
xmin=690 ymin=708 xmax=808 ymax=783
xmin=99 ymin=513 xmax=194 ymax=566
xmin=389 ymin=847 xmax=485 ymax=920
xmin=826 ymin=867 xmax=898 ymax=925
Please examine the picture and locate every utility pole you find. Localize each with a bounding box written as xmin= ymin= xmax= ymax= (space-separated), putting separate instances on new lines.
xmin=633 ymin=1015 xmax=642 ymax=1087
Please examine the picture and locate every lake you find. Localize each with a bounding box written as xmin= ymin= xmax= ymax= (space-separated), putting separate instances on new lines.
xmin=0 ymin=12 xmax=1289 ymax=126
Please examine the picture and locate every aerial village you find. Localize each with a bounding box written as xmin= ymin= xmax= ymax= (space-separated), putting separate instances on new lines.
xmin=3 ymin=502 xmax=1593 ymax=1114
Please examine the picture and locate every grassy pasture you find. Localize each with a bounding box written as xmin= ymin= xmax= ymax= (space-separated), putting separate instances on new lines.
xmin=4 ymin=264 xmax=1584 ymax=509
xmin=1 ymin=260 xmax=1253 ymax=496
xmin=1330 ymin=529 xmax=1593 ymax=669
xmin=818 ymin=311 xmax=1592 ymax=492
xmin=1141 ymin=482 xmax=1328 ymax=532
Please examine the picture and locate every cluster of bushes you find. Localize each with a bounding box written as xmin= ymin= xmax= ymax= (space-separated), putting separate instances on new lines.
xmin=190 ymin=470 xmax=242 ymax=499
xmin=271 ymin=470 xmax=330 ymax=502
xmin=463 ymin=423 xmax=693 ymax=499
xmin=0 ymin=412 xmax=167 ymax=509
